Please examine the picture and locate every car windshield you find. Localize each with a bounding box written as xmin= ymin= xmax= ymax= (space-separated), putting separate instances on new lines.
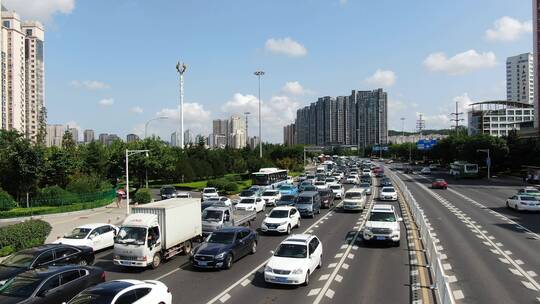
xmin=525 ymin=189 xmax=540 ymax=194
xmin=314 ymin=181 xmax=325 ymax=185
xmin=68 ymin=292 xmax=116 ymax=304
xmin=202 ymin=210 xmax=223 ymax=221
xmin=369 ymin=212 xmax=396 ymax=222
xmin=345 ymin=192 xmax=362 ymax=199
xmin=263 ymin=191 xmax=277 ymax=196
xmin=382 ymin=188 xmax=395 ymax=193
xmin=303 ymin=186 xmax=317 ymax=191
xmin=115 ymin=227 xmax=146 ymax=245
xmin=204 ymin=189 xmax=216 ymax=193
xmin=269 ymin=210 xmax=289 ymax=218
xmin=207 ymin=232 xmax=235 ymax=244
xmin=240 ymin=190 xmax=255 ymax=197
xmin=161 ymin=187 xmax=175 ymax=194
xmin=521 ymin=196 xmax=537 ymax=201
xmin=296 ymin=196 xmax=312 ymax=204
xmin=0 ymin=274 xmax=43 ymax=297
xmin=280 ymin=195 xmax=296 ymax=201
xmin=0 ymin=252 xmax=35 ymax=268
xmin=359 ymin=183 xmax=370 ymax=188
xmin=274 ymin=243 xmax=308 ymax=258
xmin=435 ymin=179 xmax=445 ymax=183
xmin=64 ymin=227 xmax=92 ymax=239
xmin=279 ymin=185 xmax=292 ymax=190
xmin=239 ymin=199 xmax=255 ymax=205
xmin=330 ymin=185 xmax=341 ymax=190
xmin=348 ymin=176 xmax=356 ymax=179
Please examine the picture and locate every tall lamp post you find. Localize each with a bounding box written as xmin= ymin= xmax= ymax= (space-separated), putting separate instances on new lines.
xmin=125 ymin=149 xmax=149 ymax=214
xmin=176 ymin=62 xmax=187 ymax=149
xmin=244 ymin=112 xmax=250 ymax=148
xmin=477 ymin=149 xmax=491 ymax=180
xmin=254 ymin=70 xmax=265 ymax=158
xmin=143 ymin=116 xmax=168 ymax=188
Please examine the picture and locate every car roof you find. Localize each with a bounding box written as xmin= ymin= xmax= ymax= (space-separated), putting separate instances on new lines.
xmin=283 ymin=234 xmax=313 ymax=244
xmin=299 ymin=191 xmax=318 ymax=196
xmin=74 ymin=223 xmax=111 ymax=229
xmin=216 ymin=226 xmax=248 ymax=233
xmin=372 ymin=204 xmax=394 ymax=212
xmin=272 ymin=206 xmax=295 ymax=211
xmin=83 ymin=280 xmax=137 ymax=295
xmin=21 ymin=265 xmax=91 ymax=278
xmin=19 ymin=243 xmax=74 ymax=254
xmin=381 ymin=186 xmax=395 ymax=190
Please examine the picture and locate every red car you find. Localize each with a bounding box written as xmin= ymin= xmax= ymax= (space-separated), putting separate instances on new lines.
xmin=432 ymin=179 xmax=448 ymax=189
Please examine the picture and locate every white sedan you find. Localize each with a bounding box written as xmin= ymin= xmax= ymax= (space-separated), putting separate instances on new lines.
xmin=261 ymin=190 xmax=282 ymax=206
xmin=236 ymin=197 xmax=265 ymax=212
xmin=68 ymin=279 xmax=172 ymax=304
xmin=261 ymin=206 xmax=301 ymax=234
xmin=53 ymin=223 xmax=118 ymax=252
xmin=379 ymin=187 xmax=398 ymax=201
xmin=265 ymin=234 xmax=323 ymax=286
xmin=506 ymin=195 xmax=540 ymax=212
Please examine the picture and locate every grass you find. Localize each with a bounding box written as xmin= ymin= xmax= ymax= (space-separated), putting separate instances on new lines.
xmin=174 ymin=180 xmax=208 ymax=191
xmin=0 ymin=198 xmax=114 ymax=219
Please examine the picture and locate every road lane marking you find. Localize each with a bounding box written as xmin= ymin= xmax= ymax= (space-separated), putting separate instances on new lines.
xmin=325 ymin=289 xmax=335 ymax=299
xmin=319 ymin=274 xmax=330 ymax=281
xmin=241 ymin=279 xmax=250 ymax=287
xmin=308 ymin=288 xmax=321 ymax=296
xmin=453 ymin=290 xmax=465 ymax=300
xmin=219 ymin=294 xmax=231 ymax=303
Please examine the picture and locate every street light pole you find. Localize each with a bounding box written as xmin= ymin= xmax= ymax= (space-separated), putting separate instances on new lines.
xmin=254 ymin=70 xmax=265 ymax=158
xmin=125 ymin=149 xmax=150 ymax=214
xmin=477 ymin=149 xmax=491 ymax=180
xmin=176 ymin=62 xmax=187 ymax=148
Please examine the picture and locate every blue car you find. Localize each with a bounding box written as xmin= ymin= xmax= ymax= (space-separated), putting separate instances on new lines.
xmin=190 ymin=227 xmax=258 ymax=269
xmin=277 ymin=184 xmax=298 ymax=196
xmin=275 ymin=194 xmax=297 ymax=206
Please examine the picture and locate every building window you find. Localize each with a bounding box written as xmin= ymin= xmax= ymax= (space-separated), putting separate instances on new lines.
xmin=2 ymin=21 xmax=9 ymax=28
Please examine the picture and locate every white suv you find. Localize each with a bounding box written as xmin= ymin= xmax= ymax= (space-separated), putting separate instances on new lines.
xmin=328 ymin=184 xmax=344 ymax=199
xmin=202 ymin=187 xmax=219 ymax=200
xmin=379 ymin=187 xmax=397 ymax=201
xmin=363 ymin=204 xmax=402 ymax=246
xmin=261 ymin=206 xmax=301 ymax=234
xmin=265 ymin=234 xmax=323 ymax=286
xmin=261 ymin=190 xmax=282 ymax=207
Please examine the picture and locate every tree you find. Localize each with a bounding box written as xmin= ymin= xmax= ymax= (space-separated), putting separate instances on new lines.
xmin=61 ymin=130 xmax=76 ymax=151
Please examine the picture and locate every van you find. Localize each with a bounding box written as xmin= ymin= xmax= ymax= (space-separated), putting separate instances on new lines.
xmin=295 ymin=191 xmax=322 ymax=218
xmin=343 ymin=188 xmax=366 ymax=212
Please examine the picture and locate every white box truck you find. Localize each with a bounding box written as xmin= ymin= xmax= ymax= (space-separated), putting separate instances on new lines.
xmin=113 ymin=198 xmax=201 ymax=269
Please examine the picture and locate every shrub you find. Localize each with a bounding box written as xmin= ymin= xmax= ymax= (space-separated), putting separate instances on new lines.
xmin=35 ymin=185 xmax=78 ymax=206
xmin=134 ymin=188 xmax=152 ymax=204
xmin=224 ymin=182 xmax=238 ymax=192
xmin=0 ymin=220 xmax=51 ymax=257
xmin=0 ymin=188 xmax=16 ymax=211
xmin=207 ymin=179 xmax=227 ymax=190
xmin=224 ymin=175 xmax=242 ymax=182
xmin=67 ymin=175 xmax=108 ymax=194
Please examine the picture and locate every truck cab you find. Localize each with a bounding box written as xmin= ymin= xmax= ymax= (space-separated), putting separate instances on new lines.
xmin=114 ymin=213 xmax=161 ymax=268
xmin=201 ymin=204 xmax=256 ymax=235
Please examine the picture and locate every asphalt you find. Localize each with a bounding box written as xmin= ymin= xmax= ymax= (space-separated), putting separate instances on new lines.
xmin=90 ymin=177 xmax=415 ymax=304
xmin=395 ymin=169 xmax=540 ymax=303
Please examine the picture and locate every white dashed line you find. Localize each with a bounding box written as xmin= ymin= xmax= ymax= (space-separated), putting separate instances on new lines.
xmin=308 ymin=288 xmax=321 ymax=296
xmin=334 ymin=274 xmax=343 ymax=283
xmin=328 ymin=263 xmax=337 ymax=269
xmin=219 ymin=294 xmax=231 ymax=303
xmin=240 ymin=279 xmax=250 ymax=287
xmin=319 ymin=274 xmax=330 ymax=281
xmin=325 ymin=289 xmax=335 ymax=299
xmin=453 ymin=290 xmax=465 ymax=300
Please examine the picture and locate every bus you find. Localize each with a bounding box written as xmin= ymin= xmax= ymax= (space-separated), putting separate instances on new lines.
xmin=251 ymin=168 xmax=289 ymax=189
xmin=450 ymin=161 xmax=478 ymax=179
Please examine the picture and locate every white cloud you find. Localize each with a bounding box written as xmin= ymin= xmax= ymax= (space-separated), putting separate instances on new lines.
xmin=131 ymin=106 xmax=143 ymax=114
xmin=485 ymin=16 xmax=532 ymax=42
xmin=265 ymin=37 xmax=307 ymax=57
xmin=453 ymin=93 xmax=473 ymax=114
xmin=3 ymin=0 xmax=75 ymax=23
xmin=281 ymin=81 xmax=313 ymax=95
xmin=221 ymin=93 xmax=302 ymax=143
xmin=419 ymin=113 xmax=452 ymax=130
xmin=98 ymin=98 xmax=114 ymax=106
xmin=155 ymin=102 xmax=212 ymax=137
xmin=339 ymin=0 xmax=348 ymax=6
xmin=71 ymin=80 xmax=110 ymax=90
xmin=423 ymin=50 xmax=497 ymax=75
xmin=365 ymin=69 xmax=396 ymax=87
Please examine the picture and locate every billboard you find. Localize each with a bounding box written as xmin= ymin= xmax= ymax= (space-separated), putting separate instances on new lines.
xmin=372 ymin=145 xmax=389 ymax=152
xmin=417 ymin=139 xmax=438 ymax=150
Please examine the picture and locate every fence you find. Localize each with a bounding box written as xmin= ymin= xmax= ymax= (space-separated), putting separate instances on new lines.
xmin=18 ymin=189 xmax=116 ymax=208
xmin=387 ymin=169 xmax=456 ymax=304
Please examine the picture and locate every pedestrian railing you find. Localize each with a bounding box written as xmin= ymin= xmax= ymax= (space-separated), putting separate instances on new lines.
xmin=387 ymin=169 xmax=456 ymax=304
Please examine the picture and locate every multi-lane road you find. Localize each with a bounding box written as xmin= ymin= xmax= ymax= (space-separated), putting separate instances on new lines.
xmin=90 ymin=178 xmax=430 ymax=304
xmin=393 ymin=168 xmax=540 ymax=303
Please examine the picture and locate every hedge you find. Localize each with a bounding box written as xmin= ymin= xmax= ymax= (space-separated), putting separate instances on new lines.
xmin=0 ymin=189 xmax=16 ymax=211
xmin=134 ymin=188 xmax=152 ymax=204
xmin=0 ymin=220 xmax=51 ymax=257
xmin=0 ymin=197 xmax=113 ymax=219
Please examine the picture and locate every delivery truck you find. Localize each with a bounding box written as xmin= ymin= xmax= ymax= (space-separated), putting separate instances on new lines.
xmin=201 ymin=203 xmax=256 ymax=236
xmin=113 ymin=198 xmax=202 ymax=269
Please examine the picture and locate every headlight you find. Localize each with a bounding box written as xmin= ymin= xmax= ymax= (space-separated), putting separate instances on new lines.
xmin=215 ymin=252 xmax=227 ymax=259
xmin=291 ymin=268 xmax=303 ymax=274
xmin=265 ymin=265 xmax=273 ymax=273
xmin=114 ymin=255 xmax=120 ymax=259
xmin=136 ymin=256 xmax=147 ymax=261
xmin=364 ymin=227 xmax=372 ymax=233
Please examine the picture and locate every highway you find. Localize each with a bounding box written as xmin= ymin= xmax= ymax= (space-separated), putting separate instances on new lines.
xmin=90 ymin=178 xmax=425 ymax=304
xmin=393 ymin=168 xmax=540 ymax=303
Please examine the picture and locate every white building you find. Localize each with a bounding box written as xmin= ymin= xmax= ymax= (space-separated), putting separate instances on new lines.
xmin=170 ymin=131 xmax=179 ymax=147
xmin=68 ymin=127 xmax=78 ymax=143
xmin=507 ymin=53 xmax=534 ymax=104
xmin=1 ymin=6 xmax=45 ymax=142
xmin=468 ymin=100 xmax=534 ymax=137
xmin=45 ymin=124 xmax=63 ymax=147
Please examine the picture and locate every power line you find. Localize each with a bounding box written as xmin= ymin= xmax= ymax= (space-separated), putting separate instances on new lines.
xmin=416 ymin=113 xmax=425 ymax=136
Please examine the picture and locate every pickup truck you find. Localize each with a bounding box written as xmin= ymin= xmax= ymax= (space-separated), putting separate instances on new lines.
xmin=113 ymin=198 xmax=202 ymax=269
xmin=202 ymin=203 xmax=256 ymax=235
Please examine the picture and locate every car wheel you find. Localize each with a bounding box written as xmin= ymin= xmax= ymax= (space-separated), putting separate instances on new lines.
xmin=393 ymin=240 xmax=400 ymax=247
xmin=250 ymin=241 xmax=257 ymax=254
xmin=78 ymin=259 xmax=88 ymax=266
xmin=506 ymin=201 xmax=510 ymax=209
xmin=223 ymin=254 xmax=233 ymax=269
xmin=286 ymin=225 xmax=291 ymax=235
xmin=303 ymin=271 xmax=310 ymax=286
xmin=151 ymin=253 xmax=161 ymax=269
xmin=183 ymin=240 xmax=193 ymax=255
xmin=317 ymin=256 xmax=322 ymax=269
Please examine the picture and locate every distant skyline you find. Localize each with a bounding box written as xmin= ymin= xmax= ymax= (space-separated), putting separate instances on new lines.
xmin=4 ymin=0 xmax=533 ymax=142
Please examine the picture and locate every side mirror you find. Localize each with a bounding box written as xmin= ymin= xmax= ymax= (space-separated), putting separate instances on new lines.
xmin=397 ymin=217 xmax=403 ymax=222
xmin=265 ymin=214 xmax=269 ymax=217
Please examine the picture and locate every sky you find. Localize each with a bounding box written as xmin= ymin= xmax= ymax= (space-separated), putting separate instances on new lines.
xmin=4 ymin=0 xmax=534 ymax=142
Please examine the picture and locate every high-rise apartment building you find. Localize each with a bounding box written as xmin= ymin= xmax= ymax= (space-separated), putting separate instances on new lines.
xmin=69 ymin=127 xmax=78 ymax=143
xmin=1 ymin=6 xmax=45 ymax=141
xmin=83 ymin=129 xmax=94 ymax=143
xmin=170 ymin=131 xmax=179 ymax=147
xmin=126 ymin=133 xmax=139 ymax=143
xmin=98 ymin=133 xmax=109 ymax=145
xmin=184 ymin=129 xmax=193 ymax=145
xmin=506 ymin=53 xmax=534 ymax=104
xmin=290 ymin=88 xmax=388 ymax=148
xmin=45 ymin=124 xmax=63 ymax=147
xmin=283 ymin=124 xmax=296 ymax=145
xmin=535 ymin=0 xmax=540 ymax=129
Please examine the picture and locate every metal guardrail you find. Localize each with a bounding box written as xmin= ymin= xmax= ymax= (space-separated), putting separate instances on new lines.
xmin=387 ymin=169 xmax=456 ymax=304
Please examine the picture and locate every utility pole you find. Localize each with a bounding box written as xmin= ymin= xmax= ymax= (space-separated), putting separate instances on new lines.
xmin=244 ymin=112 xmax=250 ymax=148
xmin=450 ymin=101 xmax=464 ymax=135
xmin=400 ymin=117 xmax=405 ymax=143
xmin=254 ymin=71 xmax=265 ymax=158
xmin=176 ymin=62 xmax=187 ymax=148
xmin=416 ymin=113 xmax=425 ymax=137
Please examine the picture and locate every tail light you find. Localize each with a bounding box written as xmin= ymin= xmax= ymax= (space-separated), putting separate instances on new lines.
xmin=167 ymin=288 xmax=171 ymax=293
xmin=101 ymin=272 xmax=106 ymax=281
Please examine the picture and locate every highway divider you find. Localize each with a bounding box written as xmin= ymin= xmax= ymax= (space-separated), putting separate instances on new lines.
xmin=386 ymin=169 xmax=456 ymax=304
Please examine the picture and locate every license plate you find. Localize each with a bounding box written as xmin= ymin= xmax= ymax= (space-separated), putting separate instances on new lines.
xmin=197 ymin=261 xmax=208 ymax=266
xmin=376 ymin=236 xmax=386 ymax=241
xmin=275 ymin=276 xmax=288 ymax=283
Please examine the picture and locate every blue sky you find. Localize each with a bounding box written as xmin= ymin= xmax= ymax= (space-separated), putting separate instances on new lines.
xmin=5 ymin=0 xmax=533 ymax=142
